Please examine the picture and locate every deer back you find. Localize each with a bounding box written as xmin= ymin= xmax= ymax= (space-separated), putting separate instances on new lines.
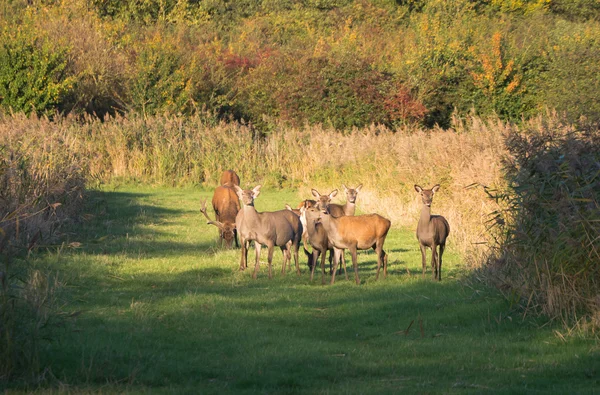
xmin=212 ymin=185 xmax=240 ymax=223
xmin=219 ymin=170 xmax=240 ymax=187
xmin=237 ymin=207 xmax=301 ymax=247
xmin=325 ymin=214 xmax=390 ymax=250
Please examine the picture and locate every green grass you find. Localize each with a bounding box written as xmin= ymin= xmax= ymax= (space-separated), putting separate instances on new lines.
xmin=13 ymin=186 xmax=599 ymax=393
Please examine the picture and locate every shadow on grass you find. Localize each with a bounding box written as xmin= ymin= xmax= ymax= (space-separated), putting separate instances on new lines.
xmin=43 ymin=267 xmax=600 ymax=393
xmin=24 ymin=189 xmax=599 ymax=393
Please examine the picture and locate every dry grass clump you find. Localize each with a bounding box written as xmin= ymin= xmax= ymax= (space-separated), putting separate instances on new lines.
xmin=1 ymin=112 xmax=85 ymax=381
xmin=0 ymin=113 xmax=86 ymax=247
xmin=0 ymin=112 xmax=509 ymax=262
xmin=484 ymin=117 xmax=600 ymax=330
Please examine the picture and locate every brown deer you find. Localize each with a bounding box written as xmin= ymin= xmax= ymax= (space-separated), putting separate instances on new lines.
xmin=313 ymin=189 xmax=390 ymax=285
xmin=301 ymin=205 xmax=348 ymax=283
xmin=220 ymin=170 xmax=240 ymax=186
xmin=327 ymin=184 xmax=362 ymax=217
xmin=414 ymin=184 xmax=450 ymax=281
xmin=235 ymin=185 xmax=303 ymax=279
xmin=200 ymin=184 xmax=240 ymax=248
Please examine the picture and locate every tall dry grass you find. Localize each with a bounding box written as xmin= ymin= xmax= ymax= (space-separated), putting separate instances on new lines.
xmin=1 ymin=112 xmax=85 ymax=381
xmin=1 ymin=111 xmax=510 ymax=263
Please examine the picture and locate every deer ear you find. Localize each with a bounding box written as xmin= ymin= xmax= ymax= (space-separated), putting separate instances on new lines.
xmin=342 ymin=184 xmax=348 ymax=192
xmin=252 ymin=185 xmax=262 ymax=198
xmin=432 ymin=184 xmax=440 ymax=194
xmin=355 ymin=184 xmax=363 ymax=192
xmin=285 ymin=204 xmax=292 ymax=211
xmin=329 ymin=189 xmax=338 ymax=199
xmin=311 ymin=189 xmax=320 ymax=199
xmin=414 ymin=185 xmax=423 ymax=193
xmin=234 ymin=185 xmax=245 ymax=199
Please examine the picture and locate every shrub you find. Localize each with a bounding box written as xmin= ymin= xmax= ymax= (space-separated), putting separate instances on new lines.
xmin=127 ymin=31 xmax=196 ymax=116
xmin=540 ymin=20 xmax=600 ymax=123
xmin=487 ymin=119 xmax=600 ymax=326
xmin=0 ymin=28 xmax=75 ymax=116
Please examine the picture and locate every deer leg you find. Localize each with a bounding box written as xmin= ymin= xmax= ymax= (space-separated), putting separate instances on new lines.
xmin=438 ymin=244 xmax=445 ymax=281
xmin=253 ymin=243 xmax=262 ymax=279
xmin=431 ymin=243 xmax=438 ymax=281
xmin=267 ymin=244 xmax=274 ymax=279
xmin=310 ymin=250 xmax=320 ymax=282
xmin=383 ymin=250 xmax=388 ymax=278
xmin=349 ymin=246 xmax=360 ymax=285
xmin=420 ymin=244 xmax=427 ymax=279
xmin=341 ymin=250 xmax=348 ymax=280
xmin=281 ymin=245 xmax=290 ymax=275
xmin=375 ymin=244 xmax=382 ymax=280
xmin=234 ymin=229 xmax=239 ymax=248
xmin=240 ymin=238 xmax=248 ymax=270
xmin=321 ymin=250 xmax=328 ymax=285
xmin=293 ymin=239 xmax=301 ymax=276
xmin=330 ymin=248 xmax=342 ymax=285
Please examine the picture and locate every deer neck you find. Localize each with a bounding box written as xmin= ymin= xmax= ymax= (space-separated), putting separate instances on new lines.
xmin=240 ymin=202 xmax=261 ymax=223
xmin=343 ymin=201 xmax=356 ymax=216
xmin=419 ymin=204 xmax=431 ymax=227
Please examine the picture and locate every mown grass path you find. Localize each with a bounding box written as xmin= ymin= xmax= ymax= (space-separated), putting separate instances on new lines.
xmin=31 ymin=186 xmax=599 ymax=393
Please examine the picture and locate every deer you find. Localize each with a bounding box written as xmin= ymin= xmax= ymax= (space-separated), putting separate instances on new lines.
xmin=414 ymin=184 xmax=450 ymax=281
xmin=327 ymin=184 xmax=362 ymax=217
xmin=235 ymin=185 xmax=303 ymax=279
xmin=285 ymin=199 xmax=317 ymax=260
xmin=200 ymin=184 xmax=240 ymax=248
xmin=311 ymin=188 xmax=360 ymax=274
xmin=300 ymin=205 xmax=348 ymax=283
xmin=312 ymin=189 xmax=390 ymax=285
xmin=220 ymin=169 xmax=240 ymax=187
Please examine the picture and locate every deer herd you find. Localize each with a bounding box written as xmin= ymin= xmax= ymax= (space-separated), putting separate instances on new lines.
xmin=201 ymin=170 xmax=450 ymax=285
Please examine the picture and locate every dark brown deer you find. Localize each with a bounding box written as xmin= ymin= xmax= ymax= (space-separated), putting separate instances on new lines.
xmin=314 ymin=189 xmax=390 ymax=285
xmin=327 ymin=184 xmax=362 ymax=217
xmin=414 ymin=184 xmax=450 ymax=281
xmin=235 ymin=185 xmax=303 ymax=279
xmin=220 ymin=170 xmax=240 ymax=186
xmin=200 ymin=184 xmax=240 ymax=248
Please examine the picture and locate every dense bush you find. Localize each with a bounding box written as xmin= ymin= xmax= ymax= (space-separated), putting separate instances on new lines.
xmin=0 ymin=28 xmax=74 ymax=116
xmin=1 ymin=0 xmax=599 ymax=128
xmin=488 ymin=120 xmax=600 ymax=326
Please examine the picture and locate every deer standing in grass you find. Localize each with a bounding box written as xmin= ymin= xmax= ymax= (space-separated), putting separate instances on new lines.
xmin=313 ymin=190 xmax=390 ymax=285
xmin=235 ymin=185 xmax=303 ymax=279
xmin=200 ymin=170 xmax=242 ymax=248
xmin=300 ymin=205 xmax=347 ymax=283
xmin=414 ymin=184 xmax=450 ymax=281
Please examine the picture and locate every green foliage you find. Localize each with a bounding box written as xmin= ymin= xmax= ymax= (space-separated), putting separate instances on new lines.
xmin=0 ymin=28 xmax=74 ymax=116
xmin=541 ymin=20 xmax=600 ymax=122
xmin=549 ymin=0 xmax=600 ymax=21
xmin=3 ymin=0 xmax=600 ymax=127
xmin=128 ymin=35 xmax=195 ymax=116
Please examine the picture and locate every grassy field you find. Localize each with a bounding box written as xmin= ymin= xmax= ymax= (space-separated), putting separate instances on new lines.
xmin=14 ymin=185 xmax=599 ymax=393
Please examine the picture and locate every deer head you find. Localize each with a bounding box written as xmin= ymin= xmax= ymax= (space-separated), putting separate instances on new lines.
xmin=235 ymin=185 xmax=261 ymax=206
xmin=342 ymin=184 xmax=363 ymax=204
xmin=311 ymin=189 xmax=338 ymax=214
xmin=414 ymin=184 xmax=440 ymax=207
